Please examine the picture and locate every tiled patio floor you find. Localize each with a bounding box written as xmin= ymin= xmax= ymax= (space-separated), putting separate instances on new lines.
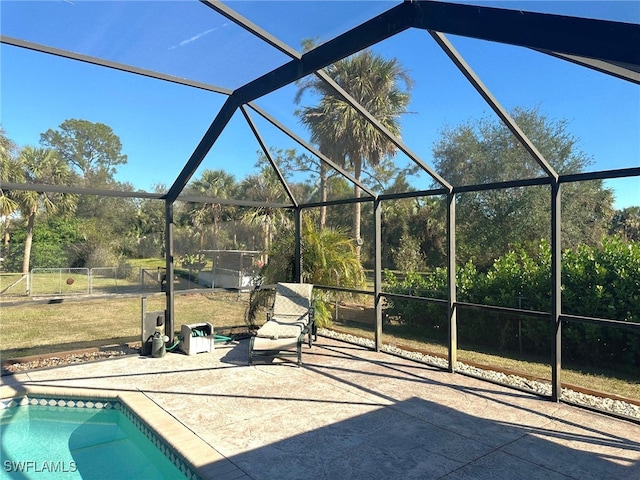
xmin=3 ymin=336 xmax=640 ymax=479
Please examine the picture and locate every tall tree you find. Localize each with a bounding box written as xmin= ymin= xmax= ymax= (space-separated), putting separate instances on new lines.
xmin=14 ymin=147 xmax=77 ymax=273
xmin=0 ymin=127 xmax=20 ymax=252
xmin=40 ymin=118 xmax=127 ymax=182
xmin=239 ymin=166 xmax=291 ymax=264
xmin=610 ymin=206 xmax=640 ymax=242
xmin=185 ymin=169 xmax=238 ymax=252
xmin=136 ymin=185 xmax=168 ymax=258
xmin=295 ymin=49 xmax=412 ymax=254
xmin=433 ymin=107 xmax=614 ymax=268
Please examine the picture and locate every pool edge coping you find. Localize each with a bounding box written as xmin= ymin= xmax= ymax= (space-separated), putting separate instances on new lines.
xmin=0 ymin=384 xmax=235 ymax=480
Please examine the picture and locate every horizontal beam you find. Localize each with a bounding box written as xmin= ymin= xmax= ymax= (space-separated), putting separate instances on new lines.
xmin=561 ymin=314 xmax=640 ymax=332
xmin=453 ymin=176 xmax=552 ymax=194
xmin=300 ymin=195 xmax=375 ymax=210
xmin=0 ymin=182 xmax=163 ymax=200
xmin=455 ymin=301 xmax=550 ymax=320
xmin=559 ymin=167 xmax=640 ymax=184
xmin=411 ymin=1 xmax=640 ymax=66
xmin=175 ymin=194 xmax=294 ymax=209
xmin=1 ymin=35 xmax=232 ymax=95
xmin=377 ymin=188 xmax=450 ymax=202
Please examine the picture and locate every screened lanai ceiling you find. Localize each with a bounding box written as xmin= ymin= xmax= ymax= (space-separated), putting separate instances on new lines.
xmin=2 ymin=0 xmax=639 ymax=207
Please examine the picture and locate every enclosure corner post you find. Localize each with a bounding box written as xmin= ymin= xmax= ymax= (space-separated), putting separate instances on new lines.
xmin=165 ymin=200 xmax=175 ymax=343
xmin=294 ymin=207 xmax=302 ymax=282
xmin=551 ymin=181 xmax=562 ymax=401
xmin=447 ymin=192 xmax=457 ymax=372
xmin=374 ymin=198 xmax=383 ymax=352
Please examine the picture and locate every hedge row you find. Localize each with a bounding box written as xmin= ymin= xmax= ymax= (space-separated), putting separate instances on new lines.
xmin=384 ymin=237 xmax=640 ymax=371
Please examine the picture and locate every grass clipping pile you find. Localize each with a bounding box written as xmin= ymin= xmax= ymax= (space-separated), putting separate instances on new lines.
xmin=2 ymin=344 xmax=140 ymax=375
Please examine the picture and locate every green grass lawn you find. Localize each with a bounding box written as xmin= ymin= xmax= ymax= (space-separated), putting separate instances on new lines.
xmin=0 ymin=291 xmax=250 ymax=359
xmin=2 ymin=291 xmax=637 ymax=402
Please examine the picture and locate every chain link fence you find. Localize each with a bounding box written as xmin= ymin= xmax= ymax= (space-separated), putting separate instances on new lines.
xmin=30 ymin=268 xmax=90 ymax=296
xmin=0 ymin=267 xmax=173 ymax=298
xmin=1 ymin=264 xmax=256 ymax=299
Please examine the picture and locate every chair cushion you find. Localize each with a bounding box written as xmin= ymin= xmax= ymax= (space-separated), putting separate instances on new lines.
xmin=257 ymin=319 xmax=304 ymax=339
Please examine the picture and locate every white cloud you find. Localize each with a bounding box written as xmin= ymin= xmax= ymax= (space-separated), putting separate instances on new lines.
xmin=169 ymin=23 xmax=228 ymax=50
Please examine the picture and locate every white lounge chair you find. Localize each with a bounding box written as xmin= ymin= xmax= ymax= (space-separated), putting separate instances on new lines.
xmin=249 ymin=283 xmax=315 ymax=366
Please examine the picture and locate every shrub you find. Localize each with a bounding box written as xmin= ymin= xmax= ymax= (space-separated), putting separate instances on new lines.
xmin=384 ymin=237 xmax=640 ymax=369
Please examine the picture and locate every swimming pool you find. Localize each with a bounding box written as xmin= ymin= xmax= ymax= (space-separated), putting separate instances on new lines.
xmin=0 ymin=395 xmax=200 ymax=479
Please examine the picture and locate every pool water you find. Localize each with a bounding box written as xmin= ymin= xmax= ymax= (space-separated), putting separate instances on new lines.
xmin=1 ymin=403 xmax=191 ymax=479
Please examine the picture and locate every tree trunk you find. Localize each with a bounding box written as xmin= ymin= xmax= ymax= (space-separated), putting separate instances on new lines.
xmin=22 ymin=209 xmax=36 ymax=274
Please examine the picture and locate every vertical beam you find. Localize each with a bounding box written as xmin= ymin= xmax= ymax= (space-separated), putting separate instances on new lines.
xmin=165 ymin=200 xmax=175 ymax=342
xmin=551 ymin=181 xmax=562 ymax=401
xmin=447 ymin=193 xmax=457 ymax=372
xmin=294 ymin=207 xmax=302 ymax=282
xmin=374 ymin=198 xmax=383 ymax=352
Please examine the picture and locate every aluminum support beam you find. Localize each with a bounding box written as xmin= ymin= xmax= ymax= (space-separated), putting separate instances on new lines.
xmin=429 ymin=31 xmax=558 ymax=180
xmin=314 ymin=70 xmax=452 ymax=190
xmin=1 ymin=35 xmax=232 ymax=96
xmin=539 ymin=51 xmax=640 ymax=85
xmin=164 ymin=200 xmax=176 ymax=343
xmin=559 ymin=167 xmax=640 ymax=184
xmin=247 ymin=103 xmax=376 ymax=198
xmin=294 ymin=208 xmax=302 ymax=282
xmin=447 ymin=192 xmax=457 ymax=372
xmin=175 ymin=195 xmax=293 ymax=209
xmin=232 ymin=2 xmax=414 ymax=105
xmin=166 ymin=97 xmax=239 ymax=202
xmin=551 ymin=182 xmax=562 ymax=401
xmin=374 ymin=199 xmax=383 ymax=351
xmin=240 ymin=106 xmax=299 ymax=206
xmin=411 ymin=1 xmax=640 ymax=67
xmin=200 ymin=0 xmax=301 ymax=60
xmin=0 ymin=182 xmax=163 ymax=199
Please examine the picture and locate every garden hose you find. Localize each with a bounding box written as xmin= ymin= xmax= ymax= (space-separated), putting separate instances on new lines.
xmin=165 ymin=337 xmax=181 ymax=352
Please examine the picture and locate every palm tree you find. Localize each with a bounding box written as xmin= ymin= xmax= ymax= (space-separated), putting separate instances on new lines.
xmin=0 ymin=128 xmax=20 ymax=252
xmin=186 ymin=169 xmax=237 ymax=252
xmin=247 ymin=214 xmax=365 ymax=328
xmin=15 ymin=147 xmax=77 ymax=274
xmin=239 ymin=166 xmax=291 ymax=265
xmin=295 ymin=49 xmax=412 ymax=254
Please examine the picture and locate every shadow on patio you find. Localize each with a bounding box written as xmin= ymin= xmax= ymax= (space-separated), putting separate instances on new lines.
xmin=4 ymin=337 xmax=640 ymax=480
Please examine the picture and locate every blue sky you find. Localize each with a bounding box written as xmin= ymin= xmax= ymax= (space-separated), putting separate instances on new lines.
xmin=1 ymin=0 xmax=638 ymax=208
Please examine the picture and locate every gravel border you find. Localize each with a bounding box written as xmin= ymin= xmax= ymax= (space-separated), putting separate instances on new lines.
xmin=318 ymin=328 xmax=640 ymax=421
xmin=1 ymin=347 xmax=138 ymax=375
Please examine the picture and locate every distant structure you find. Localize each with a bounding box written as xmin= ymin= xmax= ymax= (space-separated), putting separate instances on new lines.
xmin=197 ymin=250 xmax=261 ymax=289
